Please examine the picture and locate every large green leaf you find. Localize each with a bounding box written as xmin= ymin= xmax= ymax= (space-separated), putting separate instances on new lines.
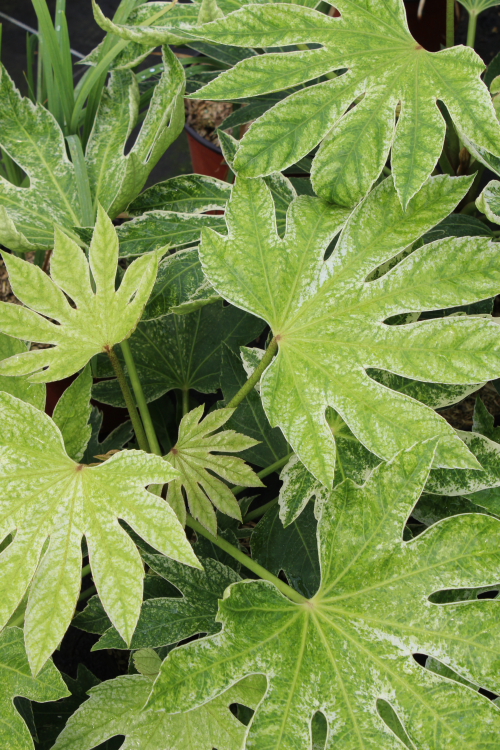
xmin=0 ymin=206 xmax=163 ymax=382
xmin=93 ymin=554 xmax=240 ymax=649
xmin=0 ymin=391 xmax=198 ymax=675
xmin=92 ymin=276 xmax=264 ymax=406
xmin=0 ymin=333 xmax=45 ymax=410
xmin=114 ymin=0 xmax=500 ymax=207
xmin=150 ymin=440 xmax=500 ymax=749
xmin=199 ymin=172 xmax=500 ymax=486
xmin=86 ymin=46 xmax=185 ymax=218
xmin=52 ymin=673 xmax=265 ymax=750
xmin=251 ymin=501 xmax=320 ymax=598
xmin=128 ymin=174 xmax=231 ymax=215
xmin=165 ymin=405 xmax=263 ymax=532
xmin=0 ymin=627 xmax=69 ymax=750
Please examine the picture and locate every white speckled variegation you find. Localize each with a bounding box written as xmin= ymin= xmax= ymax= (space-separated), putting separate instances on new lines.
xmin=199 ymin=173 xmax=500 ymax=486
xmin=95 ymin=0 xmax=500 ymax=207
xmin=165 ymin=405 xmax=263 ymax=534
xmin=0 ymin=391 xmax=199 ymax=675
xmin=0 ymin=627 xmax=68 ymax=750
xmin=52 ymin=673 xmax=266 ymax=750
xmin=0 ymin=206 xmax=164 ymax=383
xmin=477 ymin=179 xmax=500 ymax=224
xmin=149 ymin=440 xmax=500 ymax=749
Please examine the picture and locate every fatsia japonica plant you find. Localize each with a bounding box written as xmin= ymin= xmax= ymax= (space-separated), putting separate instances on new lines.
xmin=3 ymin=0 xmax=500 ymax=748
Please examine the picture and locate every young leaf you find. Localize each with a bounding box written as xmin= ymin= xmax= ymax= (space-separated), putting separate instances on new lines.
xmin=93 ymin=555 xmax=240 ymax=650
xmin=165 ymin=405 xmax=263 ymax=533
xmin=200 ymin=173 xmax=500 ymax=486
xmin=150 ymin=440 xmax=500 ymax=749
xmin=86 ymin=46 xmax=185 ymax=218
xmin=0 ymin=333 xmax=45 ymax=410
xmin=181 ymin=1 xmax=500 ymax=207
xmin=0 ymin=391 xmax=198 ymax=675
xmin=52 ymin=673 xmax=265 ymax=750
xmin=52 ymin=366 xmax=92 ymax=462
xmin=132 ymin=648 xmax=162 ymax=679
xmin=251 ymin=501 xmax=320 ymax=598
xmin=0 ymin=206 xmax=164 ymax=382
xmin=0 ymin=627 xmax=69 ymax=750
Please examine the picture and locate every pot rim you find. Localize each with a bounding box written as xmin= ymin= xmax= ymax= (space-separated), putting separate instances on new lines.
xmin=184 ymin=122 xmax=223 ymax=155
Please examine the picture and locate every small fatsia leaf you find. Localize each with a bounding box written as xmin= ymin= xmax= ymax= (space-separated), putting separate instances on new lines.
xmin=200 ymin=173 xmax=500 ymax=486
xmin=165 ymin=405 xmax=263 ymax=533
xmin=476 ymin=179 xmax=500 ymax=223
xmin=0 ymin=391 xmax=199 ymax=675
xmin=0 ymin=332 xmax=45 ymax=410
xmin=0 ymin=206 xmax=164 ymax=382
xmin=52 ymin=673 xmax=266 ymax=750
xmin=181 ymin=0 xmax=500 ymax=207
xmin=52 ymin=367 xmax=92 ymax=462
xmin=93 ymin=555 xmax=240 ymax=650
xmin=0 ymin=627 xmax=69 ymax=750
xmin=150 ymin=440 xmax=500 ymax=749
xmin=132 ymin=649 xmax=162 ymax=680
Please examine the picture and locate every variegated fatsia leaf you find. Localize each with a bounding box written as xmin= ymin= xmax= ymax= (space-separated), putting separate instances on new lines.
xmin=0 ymin=391 xmax=199 ymax=675
xmin=0 ymin=206 xmax=163 ymax=383
xmin=52 ymin=366 xmax=93 ymax=462
xmin=149 ymin=440 xmax=500 ymax=749
xmin=52 ymin=673 xmax=266 ymax=750
xmin=477 ymin=179 xmax=500 ymax=223
xmin=165 ymin=405 xmax=263 ymax=533
xmin=199 ymin=173 xmax=500 ymax=486
xmin=107 ymin=0 xmax=500 ymax=207
xmin=0 ymin=627 xmax=69 ymax=750
xmin=0 ymin=333 xmax=45 ymax=410
xmin=0 ymin=48 xmax=184 ymax=251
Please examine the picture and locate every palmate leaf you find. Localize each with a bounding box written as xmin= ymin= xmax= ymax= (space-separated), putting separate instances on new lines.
xmin=0 ymin=333 xmax=45 ymax=410
xmin=150 ymin=440 xmax=500 ymax=749
xmin=93 ymin=554 xmax=240 ymax=650
xmin=199 ymin=172 xmax=500 ymax=486
xmin=0 ymin=206 xmax=163 ymax=383
xmin=165 ymin=406 xmax=263 ymax=533
xmin=52 ymin=673 xmax=266 ymax=750
xmin=0 ymin=48 xmax=184 ymax=251
xmin=108 ymin=0 xmax=500 ymax=207
xmin=458 ymin=0 xmax=500 ymax=12
xmin=0 ymin=391 xmax=199 ymax=675
xmin=52 ymin=366 xmax=93 ymax=462
xmin=0 ymin=627 xmax=69 ymax=750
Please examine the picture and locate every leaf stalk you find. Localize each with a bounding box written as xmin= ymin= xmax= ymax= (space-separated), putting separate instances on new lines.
xmin=227 ymin=337 xmax=278 ymax=410
xmin=106 ymin=345 xmax=150 ymax=453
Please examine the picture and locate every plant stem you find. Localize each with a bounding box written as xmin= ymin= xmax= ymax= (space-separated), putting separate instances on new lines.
xmin=186 ymin=514 xmax=307 ymax=604
xmin=244 ymin=497 xmax=279 ymax=523
xmin=446 ymin=0 xmax=455 ymax=48
xmin=81 ymin=563 xmax=91 ymax=578
xmin=227 ymin=337 xmax=278 ymax=410
xmin=79 ymin=585 xmax=97 ymax=602
xmin=120 ymin=339 xmax=162 ymax=456
xmin=232 ymin=452 xmax=293 ymax=496
xmin=182 ymin=388 xmax=190 ymax=416
xmin=466 ymin=11 xmax=478 ymax=48
xmin=106 ymin=346 xmax=150 ymax=453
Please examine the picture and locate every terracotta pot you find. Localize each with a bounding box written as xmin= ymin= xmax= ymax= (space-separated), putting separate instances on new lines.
xmin=185 ymin=123 xmax=229 ymax=181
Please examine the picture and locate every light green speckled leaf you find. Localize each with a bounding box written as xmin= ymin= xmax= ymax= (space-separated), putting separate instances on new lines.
xmin=142 ymin=248 xmax=206 ymax=320
xmin=0 ymin=206 xmax=164 ymax=383
xmin=86 ymin=46 xmax=184 ymax=218
xmin=93 ymin=554 xmax=240 ymax=650
xmin=116 ymin=210 xmax=226 ymax=257
xmin=165 ymin=405 xmax=263 ymax=533
xmin=165 ymin=0 xmax=500 ymax=207
xmin=128 ymin=174 xmax=231 ymax=215
xmin=52 ymin=367 xmax=92 ymax=462
xmin=0 ymin=64 xmax=81 ymax=251
xmin=476 ymin=179 xmax=500 ymax=223
xmin=149 ymin=440 xmax=500 ymax=749
xmin=0 ymin=391 xmax=198 ymax=675
xmin=200 ymin=173 xmax=500 ymax=486
xmin=52 ymin=673 xmax=265 ymax=750
xmin=0 ymin=333 xmax=45 ymax=410
xmin=0 ymin=627 xmax=69 ymax=750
